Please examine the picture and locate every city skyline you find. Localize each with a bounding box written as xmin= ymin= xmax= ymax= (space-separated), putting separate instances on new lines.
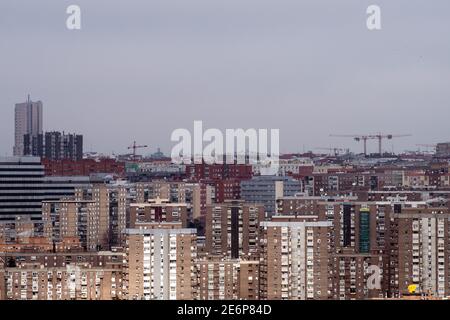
xmin=1 ymin=0 xmax=450 ymax=156
xmin=3 ymin=0 xmax=450 ymax=305
xmin=8 ymin=94 xmax=439 ymax=158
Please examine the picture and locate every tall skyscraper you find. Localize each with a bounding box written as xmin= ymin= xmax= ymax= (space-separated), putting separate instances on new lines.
xmin=13 ymin=95 xmax=43 ymax=156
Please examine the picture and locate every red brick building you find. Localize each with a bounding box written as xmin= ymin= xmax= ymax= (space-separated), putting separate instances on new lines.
xmin=186 ymin=163 xmax=252 ymax=181
xmin=43 ymin=158 xmax=125 ymax=176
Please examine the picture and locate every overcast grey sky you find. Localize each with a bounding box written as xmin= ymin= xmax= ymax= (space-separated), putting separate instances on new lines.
xmin=1 ymin=0 xmax=449 ymax=156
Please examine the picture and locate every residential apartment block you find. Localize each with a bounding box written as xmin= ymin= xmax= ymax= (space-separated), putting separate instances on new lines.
xmin=390 ymin=207 xmax=450 ymax=297
xmin=259 ymin=216 xmax=332 ymax=300
xmin=205 ymin=201 xmax=264 ymax=259
xmin=123 ymin=223 xmax=197 ymax=300
xmin=197 ymin=256 xmax=259 ymax=300
xmin=0 ymin=251 xmax=124 ymax=300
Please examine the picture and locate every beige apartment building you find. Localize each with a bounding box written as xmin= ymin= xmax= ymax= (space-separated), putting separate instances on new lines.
xmin=276 ymin=195 xmax=450 ymax=299
xmin=130 ymin=198 xmax=189 ymax=228
xmin=205 ymin=201 xmax=265 ymax=260
xmin=0 ymin=251 xmax=124 ymax=300
xmin=135 ymin=181 xmax=201 ymax=219
xmin=42 ymin=185 xmax=127 ymax=251
xmin=123 ymin=222 xmax=197 ymax=300
xmin=391 ymin=207 xmax=450 ymax=298
xmin=259 ymin=216 xmax=332 ymax=300
xmin=197 ymin=256 xmax=259 ymax=300
xmin=331 ymin=253 xmax=387 ymax=300
xmin=238 ymin=260 xmax=260 ymax=300
xmin=402 ymin=171 xmax=430 ymax=187
xmin=276 ymin=196 xmax=414 ymax=299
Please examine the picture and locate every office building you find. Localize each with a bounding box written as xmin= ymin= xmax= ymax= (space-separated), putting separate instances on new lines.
xmin=241 ymin=175 xmax=302 ymax=216
xmin=13 ymin=96 xmax=43 ymax=156
xmin=0 ymin=157 xmax=89 ymax=222
xmin=0 ymin=157 xmax=45 ymax=221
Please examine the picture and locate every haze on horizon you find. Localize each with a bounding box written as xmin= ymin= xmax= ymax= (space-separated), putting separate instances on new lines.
xmin=1 ymin=0 xmax=449 ymax=157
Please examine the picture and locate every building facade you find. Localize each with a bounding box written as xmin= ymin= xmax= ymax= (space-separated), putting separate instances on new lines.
xmin=0 ymin=157 xmax=89 ymax=223
xmin=13 ymin=96 xmax=43 ymax=157
xmin=259 ymin=217 xmax=332 ymax=300
xmin=391 ymin=207 xmax=450 ymax=298
xmin=24 ymin=131 xmax=83 ymax=161
xmin=205 ymin=201 xmax=264 ymax=259
xmin=241 ymin=176 xmax=302 ymax=216
xmin=124 ymin=224 xmax=197 ymax=300
xmin=197 ymin=256 xmax=259 ymax=300
xmin=0 ymin=251 xmax=124 ymax=300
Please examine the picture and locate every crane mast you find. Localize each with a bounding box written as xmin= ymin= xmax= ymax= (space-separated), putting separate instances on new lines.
xmin=128 ymin=141 xmax=148 ymax=161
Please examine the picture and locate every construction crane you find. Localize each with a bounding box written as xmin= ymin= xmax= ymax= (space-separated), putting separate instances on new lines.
xmin=329 ymin=135 xmax=371 ymax=155
xmin=372 ymin=134 xmax=411 ymax=156
xmin=330 ymin=134 xmax=411 ymax=156
xmin=315 ymin=147 xmax=349 ymax=156
xmin=128 ymin=141 xmax=148 ymax=161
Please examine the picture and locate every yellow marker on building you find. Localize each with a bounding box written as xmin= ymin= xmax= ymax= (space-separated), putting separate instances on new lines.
xmin=408 ymin=284 xmax=417 ymax=294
